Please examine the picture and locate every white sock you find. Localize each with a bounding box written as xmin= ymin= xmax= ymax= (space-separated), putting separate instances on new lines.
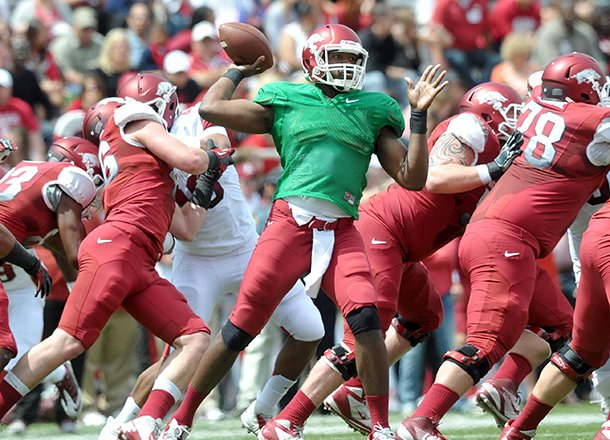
xmin=5 ymin=371 xmax=30 ymax=396
xmin=44 ymin=365 xmax=66 ymax=384
xmin=152 ymin=377 xmax=182 ymax=402
xmin=255 ymin=375 xmax=296 ymax=416
xmin=114 ymin=397 xmax=141 ymax=425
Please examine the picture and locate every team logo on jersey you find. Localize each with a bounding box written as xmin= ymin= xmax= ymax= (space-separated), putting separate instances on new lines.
xmin=475 ymin=91 xmax=508 ymax=106
xmin=571 ymin=69 xmax=601 ymax=85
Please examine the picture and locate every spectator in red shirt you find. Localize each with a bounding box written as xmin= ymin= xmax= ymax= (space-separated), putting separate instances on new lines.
xmin=490 ymin=0 xmax=541 ymax=48
xmin=429 ymin=0 xmax=500 ymax=88
xmin=0 ymin=69 xmax=45 ymax=164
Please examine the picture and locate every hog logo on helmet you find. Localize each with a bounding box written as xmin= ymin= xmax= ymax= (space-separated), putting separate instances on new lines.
xmin=301 ymin=24 xmax=369 ymax=92
xmin=571 ymin=68 xmax=601 ymax=85
xmin=542 ymin=53 xmax=607 ymax=105
xmin=475 ymin=91 xmax=509 ymax=107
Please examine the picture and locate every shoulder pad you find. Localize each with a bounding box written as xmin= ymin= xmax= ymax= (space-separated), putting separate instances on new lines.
xmin=113 ymin=101 xmax=164 ymax=129
xmin=54 ymin=166 xmax=97 ymax=209
xmin=446 ymin=113 xmax=487 ymax=154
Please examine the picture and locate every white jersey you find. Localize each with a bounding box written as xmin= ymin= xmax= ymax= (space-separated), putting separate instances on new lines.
xmin=0 ymin=262 xmax=34 ymax=292
xmin=568 ymin=172 xmax=610 ymax=284
xmin=171 ymin=104 xmax=259 ymax=256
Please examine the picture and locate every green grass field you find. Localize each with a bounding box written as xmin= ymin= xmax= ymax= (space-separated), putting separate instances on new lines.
xmin=3 ymin=402 xmax=604 ymax=439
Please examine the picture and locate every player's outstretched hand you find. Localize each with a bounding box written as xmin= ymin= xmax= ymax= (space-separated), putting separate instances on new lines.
xmin=486 ymin=130 xmax=524 ymax=180
xmin=406 ymin=64 xmax=449 ymax=111
xmin=230 ymin=55 xmax=269 ymax=77
xmin=29 ymin=260 xmax=52 ymax=298
xmin=0 ymin=138 xmax=17 ymax=163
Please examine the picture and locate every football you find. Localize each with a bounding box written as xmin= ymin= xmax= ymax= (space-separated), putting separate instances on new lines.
xmin=218 ymin=22 xmax=274 ymax=71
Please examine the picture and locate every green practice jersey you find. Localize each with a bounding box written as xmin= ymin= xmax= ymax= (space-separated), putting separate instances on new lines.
xmin=253 ymin=82 xmax=405 ymax=218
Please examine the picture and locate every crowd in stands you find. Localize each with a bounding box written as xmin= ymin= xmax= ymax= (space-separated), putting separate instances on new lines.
xmin=0 ymin=0 xmax=605 ymax=433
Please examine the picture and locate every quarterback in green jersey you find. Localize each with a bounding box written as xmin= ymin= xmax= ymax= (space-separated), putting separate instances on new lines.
xmin=160 ymin=23 xmax=448 ymax=440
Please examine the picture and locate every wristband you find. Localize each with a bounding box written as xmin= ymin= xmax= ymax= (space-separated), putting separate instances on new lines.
xmin=475 ymin=164 xmax=492 ymax=185
xmin=4 ymin=241 xmax=39 ymax=275
xmin=222 ymin=68 xmax=245 ymax=87
xmin=409 ymin=108 xmax=428 ymax=135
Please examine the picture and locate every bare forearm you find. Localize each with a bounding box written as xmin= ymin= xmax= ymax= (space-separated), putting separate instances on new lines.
xmin=399 ymin=133 xmax=428 ymax=190
xmin=426 ymin=164 xmax=485 ymax=194
xmin=169 ymin=203 xmax=207 ymax=242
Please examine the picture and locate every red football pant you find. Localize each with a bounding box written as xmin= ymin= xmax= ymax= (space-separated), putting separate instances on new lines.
xmin=59 ymin=222 xmax=209 ymax=349
xmin=229 ymin=199 xmax=376 ymax=343
xmin=0 ymin=282 xmax=16 ymax=355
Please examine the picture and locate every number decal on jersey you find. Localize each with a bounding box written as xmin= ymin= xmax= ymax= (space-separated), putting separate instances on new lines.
xmin=209 ymin=182 xmax=224 ymax=209
xmin=588 ymin=174 xmax=610 ymax=206
xmin=517 ymin=100 xmax=566 ymax=169
xmin=0 ymin=165 xmax=38 ymax=202
xmin=0 ymin=263 xmax=16 ymax=283
xmin=99 ymin=140 xmax=118 ymax=184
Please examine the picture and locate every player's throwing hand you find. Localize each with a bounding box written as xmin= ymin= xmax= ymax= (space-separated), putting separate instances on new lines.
xmin=406 ymin=64 xmax=449 ymax=111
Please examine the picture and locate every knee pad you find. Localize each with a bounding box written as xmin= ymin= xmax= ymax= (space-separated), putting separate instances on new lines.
xmin=527 ymin=325 xmax=567 ymax=354
xmin=550 ymin=345 xmax=594 ymax=383
xmin=391 ymin=314 xmax=430 ymax=347
xmin=322 ymin=343 xmax=357 ymax=381
xmin=221 ymin=321 xmax=255 ymax=352
xmin=346 ymin=306 xmax=381 ymax=336
xmin=443 ymin=344 xmax=490 ymax=384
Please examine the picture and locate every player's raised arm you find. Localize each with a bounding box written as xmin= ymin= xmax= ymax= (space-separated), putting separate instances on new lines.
xmin=198 ymin=59 xmax=275 ymax=135
xmin=376 ymin=64 xmax=448 ymax=190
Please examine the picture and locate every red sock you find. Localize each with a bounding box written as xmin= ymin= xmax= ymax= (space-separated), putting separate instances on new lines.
xmin=367 ymin=394 xmax=389 ymax=428
xmin=513 ymin=394 xmax=553 ymax=431
xmin=172 ymin=385 xmax=208 ymax=428
xmin=495 ymin=353 xmax=532 ymax=385
xmin=276 ymin=390 xmax=316 ymax=427
xmin=412 ymin=383 xmax=460 ymax=423
xmin=0 ymin=379 xmax=26 ymax=418
xmin=139 ymin=389 xmax=176 ymax=420
xmin=344 ymin=377 xmax=363 ymax=388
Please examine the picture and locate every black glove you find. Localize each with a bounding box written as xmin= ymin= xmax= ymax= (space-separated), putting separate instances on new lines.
xmin=486 ymin=130 xmax=524 ymax=181
xmin=0 ymin=138 xmax=17 ymax=163
xmin=27 ymin=259 xmax=53 ymax=298
xmin=191 ymin=171 xmax=219 ymax=209
xmin=206 ymin=146 xmax=235 ymax=178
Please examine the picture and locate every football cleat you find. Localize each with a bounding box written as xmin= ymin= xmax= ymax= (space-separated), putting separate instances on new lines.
xmin=499 ymin=420 xmax=535 ymax=439
xmin=476 ymin=378 xmax=521 ymax=428
xmin=395 ymin=417 xmax=447 ymax=440
xmin=369 ymin=423 xmax=395 ymax=439
xmin=257 ymin=418 xmax=304 ymax=440
xmin=241 ymin=400 xmax=272 ymax=435
xmin=158 ymin=418 xmax=190 ymax=440
xmin=323 ymin=384 xmax=371 ymax=434
xmin=118 ymin=416 xmax=162 ymax=440
xmin=594 ymin=420 xmax=610 ymax=440
xmin=99 ymin=416 xmax=120 ymax=440
xmin=56 ymin=361 xmax=83 ymax=419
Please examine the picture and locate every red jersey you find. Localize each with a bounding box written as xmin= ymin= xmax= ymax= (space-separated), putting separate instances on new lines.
xmin=0 ymin=161 xmax=96 ymax=246
xmin=472 ymin=96 xmax=610 ymax=257
xmin=360 ymin=113 xmax=499 ymax=261
xmin=99 ymin=103 xmax=176 ymax=255
xmin=490 ymin=0 xmax=541 ymax=43
xmin=0 ymin=97 xmax=40 ymax=137
xmin=431 ymin=0 xmax=490 ymax=51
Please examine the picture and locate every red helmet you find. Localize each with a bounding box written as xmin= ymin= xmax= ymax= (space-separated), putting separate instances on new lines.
xmin=53 ymin=110 xmax=85 ymax=140
xmin=459 ymin=82 xmax=523 ymax=140
xmin=117 ymin=72 xmax=179 ymax=129
xmin=301 ymin=24 xmax=369 ymax=92
xmin=541 ymin=52 xmax=606 ymax=105
xmin=82 ymin=97 xmax=124 ymax=145
xmin=48 ymin=136 xmax=103 ymax=189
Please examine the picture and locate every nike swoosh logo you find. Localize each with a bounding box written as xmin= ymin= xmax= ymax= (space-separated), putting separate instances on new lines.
xmin=97 ymin=238 xmax=112 ymax=244
xmin=504 ymin=251 xmax=520 ymax=258
xmin=345 ymin=98 xmax=359 ymax=104
xmin=371 ymin=238 xmax=387 ymax=245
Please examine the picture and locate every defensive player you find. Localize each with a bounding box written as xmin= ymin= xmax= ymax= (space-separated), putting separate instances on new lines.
xmin=0 ymin=72 xmax=234 ymax=440
xmin=157 ymin=24 xmax=448 ymax=440
xmin=98 ymin=102 xmax=325 ymax=440
xmin=398 ymin=52 xmax=610 ymax=440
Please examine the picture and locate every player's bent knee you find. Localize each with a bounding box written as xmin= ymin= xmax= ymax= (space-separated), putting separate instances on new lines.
xmin=174 ymin=331 xmax=210 ymax=354
xmin=526 ymin=325 xmax=567 ymax=355
xmin=292 ymin=313 xmax=325 ymax=342
xmin=221 ymin=321 xmax=255 ymax=352
xmin=51 ymin=329 xmax=85 ymax=359
xmin=550 ymin=345 xmax=595 ymax=383
xmin=322 ymin=343 xmax=357 ymax=381
xmin=443 ymin=344 xmax=490 ymax=384
xmin=391 ymin=314 xmax=431 ymax=347
xmin=346 ymin=306 xmax=381 ymax=335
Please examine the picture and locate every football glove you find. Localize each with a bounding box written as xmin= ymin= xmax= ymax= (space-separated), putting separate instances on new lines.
xmin=28 ymin=259 xmax=53 ymax=298
xmin=191 ymin=171 xmax=221 ymax=210
xmin=206 ymin=145 xmax=235 ymax=178
xmin=0 ymin=138 xmax=17 ymax=163
xmin=486 ymin=130 xmax=524 ymax=181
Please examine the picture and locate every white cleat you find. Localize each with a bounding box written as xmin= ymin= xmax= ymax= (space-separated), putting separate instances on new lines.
xmin=241 ymin=400 xmax=272 ymax=435
xmin=118 ymin=415 xmax=162 ymax=440
xmin=475 ymin=378 xmax=521 ymax=428
xmin=159 ymin=418 xmax=191 ymax=440
xmin=258 ymin=418 xmax=304 ymax=440
xmin=369 ymin=423 xmax=395 ymax=439
xmin=99 ymin=416 xmax=120 ymax=440
xmin=323 ymin=384 xmax=371 ymax=434
xmin=56 ymin=361 xmax=83 ymax=419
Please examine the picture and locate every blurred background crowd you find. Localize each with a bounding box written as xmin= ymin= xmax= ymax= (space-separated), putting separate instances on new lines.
xmin=0 ymin=0 xmax=604 ymax=434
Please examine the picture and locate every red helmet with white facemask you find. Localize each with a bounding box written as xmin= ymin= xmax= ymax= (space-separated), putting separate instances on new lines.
xmin=82 ymin=97 xmax=124 ymax=145
xmin=459 ymin=82 xmax=523 ymax=140
xmin=301 ymin=24 xmax=369 ymax=92
xmin=48 ymin=136 xmax=103 ymax=188
xmin=117 ymin=72 xmax=179 ymax=129
xmin=541 ymin=52 xmax=606 ymax=105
